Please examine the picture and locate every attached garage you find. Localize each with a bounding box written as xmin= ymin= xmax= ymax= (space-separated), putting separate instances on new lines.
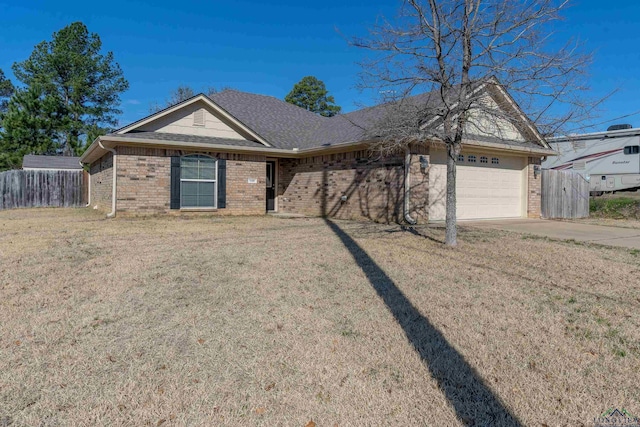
xmin=429 ymin=149 xmax=527 ymax=220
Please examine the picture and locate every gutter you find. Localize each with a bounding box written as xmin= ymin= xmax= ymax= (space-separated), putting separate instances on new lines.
xmin=80 ymin=133 xmax=554 ymax=166
xmin=80 ymin=136 xmax=376 ymax=164
xmin=404 ymin=148 xmax=417 ymax=225
xmin=453 ymin=138 xmax=556 ymax=156
xmin=98 ymin=140 xmax=117 ymax=218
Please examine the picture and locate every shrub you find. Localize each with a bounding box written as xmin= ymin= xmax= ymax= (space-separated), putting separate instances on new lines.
xmin=590 ymin=197 xmax=640 ymax=219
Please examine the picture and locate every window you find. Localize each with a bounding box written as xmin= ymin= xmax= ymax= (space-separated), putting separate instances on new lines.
xmin=468 ymin=155 xmax=477 ymax=163
xmin=180 ymin=155 xmax=217 ymax=208
xmin=624 ymin=145 xmax=640 ymax=155
xmin=491 ymin=157 xmax=499 ymax=164
xmin=480 ymin=156 xmax=488 ymax=164
xmin=457 ymin=154 xmax=464 ymax=162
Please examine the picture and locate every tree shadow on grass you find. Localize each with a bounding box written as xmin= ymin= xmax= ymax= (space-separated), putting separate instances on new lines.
xmin=400 ymin=224 xmax=445 ymax=244
xmin=324 ymin=219 xmax=521 ymax=427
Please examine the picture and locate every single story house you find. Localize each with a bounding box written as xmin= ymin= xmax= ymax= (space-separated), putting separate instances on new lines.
xmin=23 ymin=155 xmax=83 ymax=171
xmin=79 ymin=80 xmax=554 ymax=222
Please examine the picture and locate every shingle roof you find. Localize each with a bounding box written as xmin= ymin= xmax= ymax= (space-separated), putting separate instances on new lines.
xmin=210 ymin=83 xmax=518 ymax=149
xmin=22 ymin=155 xmax=83 ymax=170
xmin=110 ymin=132 xmax=267 ymax=148
xmin=211 ymin=90 xmax=438 ymax=149
xmin=316 ymin=91 xmax=445 ymax=146
xmin=210 ymin=90 xmax=328 ymax=149
xmin=115 ymin=81 xmax=543 ymax=152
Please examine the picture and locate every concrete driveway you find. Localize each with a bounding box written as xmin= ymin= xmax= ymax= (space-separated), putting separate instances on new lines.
xmin=465 ymin=219 xmax=640 ymax=250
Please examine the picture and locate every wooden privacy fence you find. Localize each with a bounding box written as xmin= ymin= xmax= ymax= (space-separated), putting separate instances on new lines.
xmin=0 ymin=170 xmax=86 ymax=210
xmin=541 ymin=169 xmax=589 ymax=219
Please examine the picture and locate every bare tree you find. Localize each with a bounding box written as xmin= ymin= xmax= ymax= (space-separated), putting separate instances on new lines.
xmin=149 ymin=85 xmax=236 ymax=113
xmin=352 ymin=0 xmax=602 ymax=246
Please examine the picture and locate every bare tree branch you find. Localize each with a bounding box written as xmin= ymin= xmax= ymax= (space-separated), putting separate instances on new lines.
xmin=351 ymin=0 xmax=600 ymax=246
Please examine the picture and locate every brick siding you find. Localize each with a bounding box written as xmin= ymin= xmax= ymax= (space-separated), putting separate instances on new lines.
xmin=90 ymin=147 xmax=266 ymax=215
xmin=89 ymin=152 xmax=113 ymax=211
xmin=278 ymin=146 xmax=429 ymax=223
xmin=527 ymin=156 xmax=542 ymax=218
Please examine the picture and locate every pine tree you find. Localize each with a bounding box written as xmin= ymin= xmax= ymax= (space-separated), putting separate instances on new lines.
xmin=12 ymin=22 xmax=128 ymax=155
xmin=0 ymin=85 xmax=63 ymax=170
xmin=285 ymin=76 xmax=341 ymax=117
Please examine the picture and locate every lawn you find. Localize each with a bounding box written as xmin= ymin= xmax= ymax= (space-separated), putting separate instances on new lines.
xmin=1 ymin=209 xmax=639 ymax=426
xmin=590 ymin=195 xmax=640 ymax=220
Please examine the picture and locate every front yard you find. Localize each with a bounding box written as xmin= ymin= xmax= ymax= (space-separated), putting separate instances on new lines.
xmin=1 ymin=209 xmax=639 ymax=426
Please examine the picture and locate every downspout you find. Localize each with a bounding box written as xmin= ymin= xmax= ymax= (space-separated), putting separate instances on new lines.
xmin=80 ymin=160 xmax=91 ymax=207
xmin=404 ymin=148 xmax=417 ymax=225
xmin=98 ymin=140 xmax=117 ymax=218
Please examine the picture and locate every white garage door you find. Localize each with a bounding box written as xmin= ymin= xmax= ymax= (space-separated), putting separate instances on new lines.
xmin=429 ymin=150 xmax=525 ymax=220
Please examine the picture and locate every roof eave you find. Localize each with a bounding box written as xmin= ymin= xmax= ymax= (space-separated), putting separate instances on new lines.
xmin=80 ymin=135 xmax=378 ymax=164
xmin=79 ymin=134 xmax=554 ymax=165
xmin=462 ymin=137 xmax=556 ymax=156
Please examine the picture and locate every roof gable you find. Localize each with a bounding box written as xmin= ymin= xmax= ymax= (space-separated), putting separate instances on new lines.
xmin=114 ymin=95 xmax=271 ymax=147
xmin=484 ymin=80 xmax=548 ymax=148
xmin=134 ymin=100 xmax=246 ymax=140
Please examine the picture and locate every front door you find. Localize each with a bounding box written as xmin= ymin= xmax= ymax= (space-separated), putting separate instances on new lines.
xmin=266 ymin=160 xmax=276 ymax=211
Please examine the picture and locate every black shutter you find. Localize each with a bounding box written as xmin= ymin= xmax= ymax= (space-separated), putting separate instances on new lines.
xmin=217 ymin=159 xmax=226 ymax=209
xmin=170 ymin=156 xmax=181 ymax=209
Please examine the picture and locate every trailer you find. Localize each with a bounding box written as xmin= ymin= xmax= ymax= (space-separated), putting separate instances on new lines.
xmin=543 ymin=126 xmax=640 ymax=195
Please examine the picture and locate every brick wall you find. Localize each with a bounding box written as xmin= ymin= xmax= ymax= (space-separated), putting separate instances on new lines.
xmin=278 ymin=146 xmax=429 ymax=223
xmin=408 ymin=145 xmax=430 ymax=222
xmin=90 ymin=147 xmax=266 ymax=215
xmin=116 ymin=147 xmax=171 ymax=212
xmin=89 ymin=152 xmax=113 ymax=211
xmin=89 ymin=144 xmax=432 ymax=222
xmin=527 ymin=156 xmax=542 ymax=218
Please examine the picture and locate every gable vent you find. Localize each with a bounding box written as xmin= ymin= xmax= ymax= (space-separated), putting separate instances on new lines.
xmin=193 ymin=109 xmax=205 ymax=126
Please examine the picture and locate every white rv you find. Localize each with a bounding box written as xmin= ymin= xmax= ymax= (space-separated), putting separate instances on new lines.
xmin=543 ymin=125 xmax=640 ymax=194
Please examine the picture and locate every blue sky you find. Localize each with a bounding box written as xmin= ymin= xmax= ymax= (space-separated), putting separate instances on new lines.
xmin=1 ymin=0 xmax=639 ymax=131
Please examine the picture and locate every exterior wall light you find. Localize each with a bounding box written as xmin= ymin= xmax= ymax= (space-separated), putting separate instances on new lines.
xmin=419 ymin=155 xmax=429 ymax=172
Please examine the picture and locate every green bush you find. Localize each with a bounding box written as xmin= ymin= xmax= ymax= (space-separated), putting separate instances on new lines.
xmin=590 ymin=197 xmax=640 ymax=219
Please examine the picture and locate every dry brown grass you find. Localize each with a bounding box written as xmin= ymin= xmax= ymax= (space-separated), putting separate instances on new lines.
xmin=573 ymin=217 xmax=640 ymax=230
xmin=1 ymin=209 xmax=639 ymax=426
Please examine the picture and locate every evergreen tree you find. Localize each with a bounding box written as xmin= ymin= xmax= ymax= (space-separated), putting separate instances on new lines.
xmin=12 ymin=22 xmax=128 ymax=155
xmin=285 ymin=76 xmax=341 ymax=117
xmin=0 ymin=85 xmax=63 ymax=170
xmin=0 ymin=69 xmax=14 ymax=118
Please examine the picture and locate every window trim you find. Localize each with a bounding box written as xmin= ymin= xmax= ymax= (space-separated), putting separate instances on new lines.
xmin=467 ymin=155 xmax=477 ymax=163
xmin=180 ymin=154 xmax=218 ymax=209
xmin=491 ymin=157 xmax=499 ymax=164
xmin=480 ymin=156 xmax=488 ymax=164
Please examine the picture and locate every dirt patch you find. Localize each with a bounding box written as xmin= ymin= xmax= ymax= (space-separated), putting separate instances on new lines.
xmin=1 ymin=208 xmax=639 ymax=426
